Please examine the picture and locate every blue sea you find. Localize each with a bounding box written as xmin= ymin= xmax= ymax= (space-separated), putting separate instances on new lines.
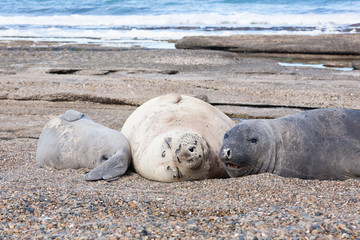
xmin=0 ymin=0 xmax=359 ymax=49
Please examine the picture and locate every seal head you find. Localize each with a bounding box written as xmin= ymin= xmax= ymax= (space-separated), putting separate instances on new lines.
xmin=220 ymin=120 xmax=275 ymax=177
xmin=136 ymin=129 xmax=210 ymax=182
xmin=170 ymin=130 xmax=209 ymax=178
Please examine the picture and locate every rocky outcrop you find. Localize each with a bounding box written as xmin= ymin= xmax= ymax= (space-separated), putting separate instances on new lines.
xmin=352 ymin=61 xmax=360 ymax=70
xmin=175 ymin=34 xmax=360 ymax=55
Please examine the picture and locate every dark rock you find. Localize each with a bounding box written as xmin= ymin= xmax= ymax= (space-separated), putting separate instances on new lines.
xmin=352 ymin=61 xmax=360 ymax=70
xmin=47 ymin=69 xmax=80 ymax=74
xmin=24 ymin=207 xmax=35 ymax=213
xmin=175 ymin=34 xmax=360 ymax=55
xmin=162 ymin=70 xmax=179 ymax=75
xmin=140 ymin=229 xmax=148 ymax=236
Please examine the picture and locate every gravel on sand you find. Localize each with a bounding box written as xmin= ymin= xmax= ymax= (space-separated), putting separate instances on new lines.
xmin=1 ymin=138 xmax=360 ymax=239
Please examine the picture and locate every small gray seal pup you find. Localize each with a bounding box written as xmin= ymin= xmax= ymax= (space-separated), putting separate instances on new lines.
xmin=220 ymin=108 xmax=360 ymax=180
xmin=121 ymin=93 xmax=235 ymax=182
xmin=36 ymin=110 xmax=131 ymax=181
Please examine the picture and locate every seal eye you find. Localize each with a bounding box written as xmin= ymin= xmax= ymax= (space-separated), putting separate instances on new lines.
xmin=248 ymin=138 xmax=258 ymax=143
xmin=224 ymin=132 xmax=229 ymax=139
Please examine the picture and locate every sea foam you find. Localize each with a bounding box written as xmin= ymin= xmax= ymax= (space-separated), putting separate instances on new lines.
xmin=0 ymin=12 xmax=359 ymax=27
xmin=0 ymin=12 xmax=359 ymax=48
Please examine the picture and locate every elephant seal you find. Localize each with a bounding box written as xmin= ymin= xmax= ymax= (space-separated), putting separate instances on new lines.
xmin=121 ymin=93 xmax=235 ymax=182
xmin=36 ymin=110 xmax=131 ymax=181
xmin=220 ymin=108 xmax=360 ymax=180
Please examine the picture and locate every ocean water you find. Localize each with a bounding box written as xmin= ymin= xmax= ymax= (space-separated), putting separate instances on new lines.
xmin=0 ymin=0 xmax=359 ymax=49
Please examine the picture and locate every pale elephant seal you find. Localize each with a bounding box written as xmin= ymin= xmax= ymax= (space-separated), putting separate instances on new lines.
xmin=36 ymin=110 xmax=131 ymax=181
xmin=220 ymin=108 xmax=360 ymax=180
xmin=121 ymin=93 xmax=235 ymax=182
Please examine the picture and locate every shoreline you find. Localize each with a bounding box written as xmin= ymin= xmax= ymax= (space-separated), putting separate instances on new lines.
xmin=1 ymin=39 xmax=360 ymax=238
xmin=2 ymin=36 xmax=360 ymax=68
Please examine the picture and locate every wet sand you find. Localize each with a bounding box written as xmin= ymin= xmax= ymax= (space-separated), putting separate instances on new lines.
xmin=1 ymin=40 xmax=360 ymax=239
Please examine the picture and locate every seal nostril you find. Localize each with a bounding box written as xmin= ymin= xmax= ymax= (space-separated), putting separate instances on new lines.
xmin=226 ymin=149 xmax=232 ymax=159
xmin=188 ymin=146 xmax=195 ymax=153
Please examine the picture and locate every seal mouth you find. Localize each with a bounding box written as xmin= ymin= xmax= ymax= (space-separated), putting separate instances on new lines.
xmin=223 ymin=161 xmax=250 ymax=177
xmin=225 ymin=162 xmax=241 ymax=169
xmin=187 ymin=156 xmax=203 ymax=170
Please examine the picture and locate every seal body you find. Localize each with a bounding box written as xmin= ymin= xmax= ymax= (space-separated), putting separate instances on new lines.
xmin=121 ymin=93 xmax=235 ymax=182
xmin=220 ymin=108 xmax=360 ymax=180
xmin=36 ymin=110 xmax=131 ymax=181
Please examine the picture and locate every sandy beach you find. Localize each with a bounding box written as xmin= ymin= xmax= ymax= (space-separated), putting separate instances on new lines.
xmin=1 ymin=38 xmax=360 ymax=239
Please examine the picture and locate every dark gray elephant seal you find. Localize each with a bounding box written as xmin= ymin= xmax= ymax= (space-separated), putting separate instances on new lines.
xmin=36 ymin=110 xmax=131 ymax=181
xmin=220 ymin=108 xmax=360 ymax=180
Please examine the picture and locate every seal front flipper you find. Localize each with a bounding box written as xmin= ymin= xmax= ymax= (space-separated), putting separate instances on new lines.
xmin=84 ymin=149 xmax=131 ymax=182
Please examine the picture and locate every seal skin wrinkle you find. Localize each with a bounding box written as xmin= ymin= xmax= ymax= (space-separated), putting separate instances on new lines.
xmin=220 ymin=108 xmax=360 ymax=180
xmin=121 ymin=93 xmax=235 ymax=182
xmin=36 ymin=110 xmax=131 ymax=182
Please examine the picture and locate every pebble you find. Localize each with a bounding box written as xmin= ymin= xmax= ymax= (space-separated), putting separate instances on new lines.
xmin=2 ymin=143 xmax=360 ymax=239
xmin=352 ymin=61 xmax=360 ymax=70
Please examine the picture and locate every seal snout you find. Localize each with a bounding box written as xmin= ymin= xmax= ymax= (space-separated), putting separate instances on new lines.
xmin=176 ymin=144 xmax=203 ymax=170
xmin=172 ymin=132 xmax=209 ymax=171
xmin=220 ymin=146 xmax=232 ymax=161
xmin=220 ymin=146 xmax=244 ymax=172
xmin=220 ymin=146 xmax=242 ymax=169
